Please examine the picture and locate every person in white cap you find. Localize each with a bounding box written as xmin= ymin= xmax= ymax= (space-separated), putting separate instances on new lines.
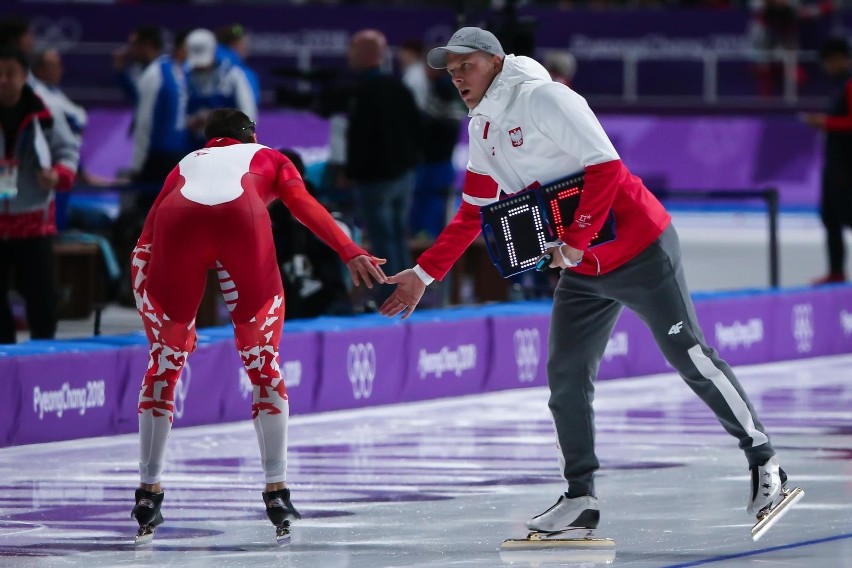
xmin=379 ymin=26 xmax=800 ymax=540
xmin=185 ymin=28 xmax=257 ymax=147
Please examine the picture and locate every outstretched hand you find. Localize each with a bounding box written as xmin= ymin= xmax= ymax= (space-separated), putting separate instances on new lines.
xmin=379 ymin=269 xmax=426 ymax=319
xmin=799 ymin=112 xmax=827 ymax=130
xmin=347 ymin=255 xmax=387 ymax=288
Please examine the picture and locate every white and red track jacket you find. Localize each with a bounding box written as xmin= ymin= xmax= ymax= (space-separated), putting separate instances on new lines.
xmin=138 ymin=137 xmax=367 ymax=263
xmin=415 ymin=55 xmax=670 ymax=282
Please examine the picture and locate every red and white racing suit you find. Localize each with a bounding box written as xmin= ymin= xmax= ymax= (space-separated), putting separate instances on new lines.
xmin=131 ymin=137 xmax=367 ymax=485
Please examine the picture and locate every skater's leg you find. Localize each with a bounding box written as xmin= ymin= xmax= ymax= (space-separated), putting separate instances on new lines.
xmin=528 ymin=276 xmax=620 ymax=532
xmin=131 ymin=235 xmax=206 ymax=489
xmin=232 ymin=292 xmax=290 ymax=488
xmin=616 ymin=225 xmax=774 ymax=466
xmin=232 ymin=294 xmax=302 ymax=532
xmin=212 ymin=197 xmax=292 ymax=490
xmin=548 ymin=274 xmax=623 ymax=497
xmin=136 ymin=293 xmax=199 ymax=486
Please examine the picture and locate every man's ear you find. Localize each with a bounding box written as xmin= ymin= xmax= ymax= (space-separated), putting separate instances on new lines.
xmin=492 ymin=54 xmax=504 ymax=72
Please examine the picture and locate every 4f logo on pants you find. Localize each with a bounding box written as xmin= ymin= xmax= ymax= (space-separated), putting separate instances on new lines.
xmin=668 ymin=321 xmax=684 ymax=335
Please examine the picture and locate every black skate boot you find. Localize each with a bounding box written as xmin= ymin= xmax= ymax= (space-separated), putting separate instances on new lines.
xmin=262 ymin=488 xmax=301 ymax=545
xmin=131 ymin=488 xmax=164 ymax=545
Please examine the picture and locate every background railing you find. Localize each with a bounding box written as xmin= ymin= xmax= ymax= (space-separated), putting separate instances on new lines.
xmin=52 ymin=39 xmax=830 ymax=110
xmin=652 ymin=188 xmax=781 ymax=288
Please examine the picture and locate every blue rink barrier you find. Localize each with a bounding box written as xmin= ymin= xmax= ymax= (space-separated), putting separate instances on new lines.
xmin=1 ymin=286 xmax=851 ymax=448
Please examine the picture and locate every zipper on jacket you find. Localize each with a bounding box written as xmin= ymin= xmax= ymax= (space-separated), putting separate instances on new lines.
xmin=590 ymin=252 xmax=601 ymax=276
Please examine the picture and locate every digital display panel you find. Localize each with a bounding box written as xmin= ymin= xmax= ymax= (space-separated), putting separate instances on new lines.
xmin=480 ymin=192 xmax=549 ymax=277
xmin=539 ymin=174 xmax=615 ymax=248
xmin=479 ymin=173 xmax=616 ymax=278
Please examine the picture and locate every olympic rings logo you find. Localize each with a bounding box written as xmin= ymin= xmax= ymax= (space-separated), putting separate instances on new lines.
xmin=791 ymin=303 xmax=814 ymax=354
xmin=31 ymin=17 xmax=83 ymax=50
xmin=347 ymin=343 xmax=376 ymax=400
xmin=173 ymin=362 xmax=192 ymax=420
xmin=513 ymin=328 xmax=541 ymax=383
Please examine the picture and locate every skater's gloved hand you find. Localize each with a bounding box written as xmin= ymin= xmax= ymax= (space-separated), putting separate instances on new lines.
xmin=379 ymin=269 xmax=425 ymax=319
xmin=347 ymin=255 xmax=387 ymax=289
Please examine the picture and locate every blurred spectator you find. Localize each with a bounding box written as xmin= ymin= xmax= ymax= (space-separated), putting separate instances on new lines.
xmin=0 ymin=48 xmax=80 ymax=343
xmin=345 ymin=29 xmax=421 ymax=302
xmin=31 ymin=48 xmax=111 ymax=191
xmin=111 ymin=31 xmax=193 ymax=306
xmin=269 ymin=148 xmax=354 ymax=318
xmin=113 ymin=26 xmax=163 ymax=105
xmin=398 ymin=39 xmax=429 ymax=110
xmin=215 ymin=23 xmax=261 ymax=103
xmin=0 ymin=17 xmax=34 ymax=56
xmin=408 ymin=60 xmax=465 ymax=240
xmin=273 ymin=59 xmax=357 ymax=216
xmin=749 ymin=0 xmax=831 ymax=97
xmin=544 ymin=50 xmax=577 ymax=87
xmin=32 ymin=49 xmax=87 ymax=142
xmin=185 ymin=28 xmax=257 ymax=147
xmin=800 ymin=38 xmax=852 ymax=285
xmin=130 ymin=29 xmax=192 ymax=185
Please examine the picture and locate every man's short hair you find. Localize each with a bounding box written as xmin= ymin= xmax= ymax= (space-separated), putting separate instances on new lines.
xmin=0 ymin=46 xmax=30 ymax=72
xmin=204 ymin=108 xmax=255 ymax=143
xmin=819 ymin=38 xmax=851 ymax=60
xmin=400 ymin=38 xmax=424 ymax=56
xmin=0 ymin=17 xmax=31 ymax=49
xmin=134 ymin=25 xmax=163 ymax=50
xmin=215 ymin=23 xmax=245 ymax=47
xmin=174 ymin=29 xmax=191 ymax=50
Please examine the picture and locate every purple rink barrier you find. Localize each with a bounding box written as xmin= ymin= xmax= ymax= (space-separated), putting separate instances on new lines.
xmin=6 ymin=343 xmax=122 ymax=446
xmin=314 ymin=318 xmax=407 ymax=412
xmin=0 ymin=357 xmax=20 ymax=446
xmin=772 ymin=288 xmax=837 ymax=360
xmin=700 ymin=293 xmax=776 ymax=367
xmin=833 ymin=286 xmax=852 ymax=354
xmin=487 ymin=311 xmax=551 ymax=391
xmin=1 ymin=285 xmax=852 ymax=448
xmin=403 ymin=317 xmax=490 ymax=401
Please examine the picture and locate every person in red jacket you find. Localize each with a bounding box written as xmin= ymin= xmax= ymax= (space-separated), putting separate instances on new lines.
xmin=128 ymin=108 xmax=386 ymax=544
xmin=801 ymin=38 xmax=852 ymax=284
xmin=380 ymin=28 xmax=798 ymax=539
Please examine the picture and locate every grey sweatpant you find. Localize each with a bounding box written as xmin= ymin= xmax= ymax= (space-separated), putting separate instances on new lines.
xmin=547 ymin=224 xmax=774 ymax=496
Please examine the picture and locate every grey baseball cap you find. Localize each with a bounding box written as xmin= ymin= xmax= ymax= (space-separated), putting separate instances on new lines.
xmin=426 ymin=27 xmax=506 ymax=70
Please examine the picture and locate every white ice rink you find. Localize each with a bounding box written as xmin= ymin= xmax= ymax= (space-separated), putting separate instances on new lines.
xmin=1 ymin=354 xmax=851 ymax=567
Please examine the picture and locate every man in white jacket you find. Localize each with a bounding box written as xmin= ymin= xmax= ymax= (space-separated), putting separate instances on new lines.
xmin=379 ymin=27 xmax=797 ymax=538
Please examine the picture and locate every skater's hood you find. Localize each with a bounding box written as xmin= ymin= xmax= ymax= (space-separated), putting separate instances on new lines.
xmin=470 ymin=55 xmax=552 ymax=118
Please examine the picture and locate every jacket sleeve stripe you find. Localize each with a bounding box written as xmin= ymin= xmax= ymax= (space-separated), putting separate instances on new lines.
xmin=464 ymin=169 xmax=499 ymax=199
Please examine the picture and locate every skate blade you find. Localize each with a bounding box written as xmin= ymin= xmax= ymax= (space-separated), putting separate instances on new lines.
xmin=134 ymin=526 xmax=155 ymax=546
xmin=501 ymin=529 xmax=616 ymax=551
xmin=500 ymin=531 xmax=616 ymax=564
xmin=751 ymin=486 xmax=804 ymax=541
